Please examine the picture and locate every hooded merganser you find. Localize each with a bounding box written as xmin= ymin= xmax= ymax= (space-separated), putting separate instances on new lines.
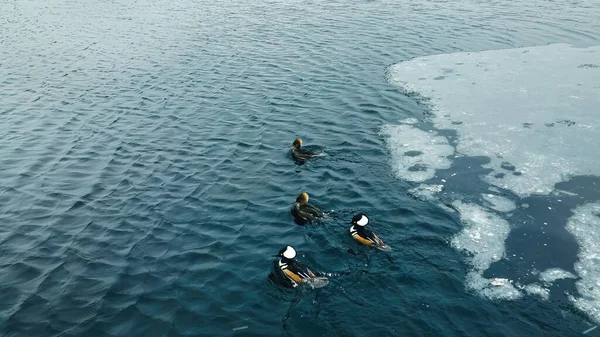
xmin=290 ymin=138 xmax=317 ymax=163
xmin=275 ymin=246 xmax=327 ymax=288
xmin=291 ymin=192 xmax=324 ymax=225
xmin=349 ymin=213 xmax=391 ymax=251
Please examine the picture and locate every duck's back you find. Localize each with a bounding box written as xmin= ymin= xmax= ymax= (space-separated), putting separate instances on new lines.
xmin=291 ymin=147 xmax=315 ymax=160
xmin=291 ymin=203 xmax=323 ymax=224
xmin=301 ymin=204 xmax=323 ymax=217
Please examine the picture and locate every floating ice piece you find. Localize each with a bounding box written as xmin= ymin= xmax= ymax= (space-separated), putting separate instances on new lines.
xmin=451 ymin=201 xmax=510 ymax=272
xmin=408 ymin=184 xmax=444 ymax=201
xmin=382 ymin=122 xmax=454 ymax=183
xmin=490 ymin=278 xmax=510 ymax=287
xmin=451 ymin=202 xmax=521 ymax=299
xmin=467 ymin=273 xmax=522 ymax=300
xmin=388 ymin=43 xmax=600 ymax=197
xmin=482 ymin=194 xmax=516 ymax=213
xmin=539 ymin=268 xmax=577 ymax=284
xmin=524 ymin=283 xmax=550 ymax=300
xmin=566 ymin=203 xmax=600 ymax=324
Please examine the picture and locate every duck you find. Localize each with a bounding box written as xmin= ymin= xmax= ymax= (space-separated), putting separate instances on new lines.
xmin=291 ymin=192 xmax=324 ymax=225
xmin=349 ymin=213 xmax=391 ymax=251
xmin=275 ymin=246 xmax=322 ymax=288
xmin=290 ymin=138 xmax=317 ymax=163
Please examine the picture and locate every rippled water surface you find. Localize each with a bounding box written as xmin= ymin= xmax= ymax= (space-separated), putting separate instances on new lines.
xmin=1 ymin=0 xmax=600 ymax=336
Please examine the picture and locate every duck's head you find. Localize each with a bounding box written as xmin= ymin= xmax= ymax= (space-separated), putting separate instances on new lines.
xmin=295 ymin=192 xmax=309 ymax=205
xmin=352 ymin=213 xmax=369 ymax=227
xmin=292 ymin=138 xmax=303 ymax=149
xmin=276 ymin=245 xmax=297 ymax=260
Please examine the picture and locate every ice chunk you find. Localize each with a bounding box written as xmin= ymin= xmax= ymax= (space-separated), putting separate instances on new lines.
xmin=388 ymin=43 xmax=600 ymax=197
xmin=466 ymin=273 xmax=522 ymax=300
xmin=451 ymin=201 xmax=520 ymax=299
xmin=451 ymin=201 xmax=510 ymax=272
xmin=539 ymin=268 xmax=577 ymax=284
xmin=524 ymin=283 xmax=550 ymax=300
xmin=381 ymin=121 xmax=454 ymax=183
xmin=408 ymin=184 xmax=444 ymax=200
xmin=482 ymin=194 xmax=516 ymax=213
xmin=566 ymin=203 xmax=600 ymax=323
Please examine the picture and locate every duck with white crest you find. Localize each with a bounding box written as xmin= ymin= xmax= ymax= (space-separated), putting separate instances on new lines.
xmin=349 ymin=213 xmax=391 ymax=251
xmin=274 ymin=246 xmax=329 ymax=289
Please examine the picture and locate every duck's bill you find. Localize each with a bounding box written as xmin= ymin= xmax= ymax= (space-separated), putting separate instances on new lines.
xmin=305 ymin=277 xmax=329 ymax=289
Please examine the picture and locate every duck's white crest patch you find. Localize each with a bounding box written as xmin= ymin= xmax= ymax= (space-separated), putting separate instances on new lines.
xmin=283 ymin=246 xmax=296 ymax=259
xmin=357 ymin=215 xmax=369 ymax=226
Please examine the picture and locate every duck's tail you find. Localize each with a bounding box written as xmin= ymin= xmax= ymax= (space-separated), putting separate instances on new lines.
xmin=376 ymin=244 xmax=392 ymax=252
xmin=305 ymin=276 xmax=329 ymax=289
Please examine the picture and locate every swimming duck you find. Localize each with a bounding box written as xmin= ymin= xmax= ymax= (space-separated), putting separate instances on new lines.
xmin=275 ymin=246 xmax=319 ymax=288
xmin=291 ymin=192 xmax=324 ymax=225
xmin=349 ymin=213 xmax=391 ymax=251
xmin=290 ymin=138 xmax=316 ymax=163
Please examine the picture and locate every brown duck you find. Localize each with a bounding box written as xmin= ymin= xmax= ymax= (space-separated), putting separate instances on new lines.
xmin=291 ymin=192 xmax=323 ymax=224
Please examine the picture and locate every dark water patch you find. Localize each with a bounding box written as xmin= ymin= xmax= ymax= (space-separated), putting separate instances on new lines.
xmin=433 ymin=155 xmax=495 ymax=198
xmin=499 ymin=175 xmax=600 ymax=279
xmin=501 ymin=162 xmax=517 ymax=171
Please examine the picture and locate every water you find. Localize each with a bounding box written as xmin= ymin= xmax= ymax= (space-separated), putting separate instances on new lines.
xmin=1 ymin=0 xmax=600 ymax=336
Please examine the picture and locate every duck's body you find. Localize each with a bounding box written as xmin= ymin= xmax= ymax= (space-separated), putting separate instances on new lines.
xmin=278 ymin=257 xmax=316 ymax=287
xmin=291 ymin=138 xmax=316 ymax=163
xmin=275 ymin=246 xmax=327 ymax=288
xmin=349 ymin=214 xmax=390 ymax=251
xmin=291 ymin=192 xmax=323 ymax=224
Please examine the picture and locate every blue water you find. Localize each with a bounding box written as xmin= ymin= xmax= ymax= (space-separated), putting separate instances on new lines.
xmin=1 ymin=0 xmax=600 ymax=336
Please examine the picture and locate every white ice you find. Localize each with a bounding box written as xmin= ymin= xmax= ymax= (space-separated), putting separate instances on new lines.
xmin=381 ymin=120 xmax=454 ymax=183
xmin=482 ymin=194 xmax=516 ymax=213
xmin=451 ymin=201 xmax=520 ymax=299
xmin=566 ymin=203 xmax=600 ymax=324
xmin=539 ymin=268 xmax=577 ymax=284
xmin=388 ymin=43 xmax=600 ymax=197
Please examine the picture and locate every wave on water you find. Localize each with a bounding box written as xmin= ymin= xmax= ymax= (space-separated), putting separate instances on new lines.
xmin=385 ymin=44 xmax=600 ymax=323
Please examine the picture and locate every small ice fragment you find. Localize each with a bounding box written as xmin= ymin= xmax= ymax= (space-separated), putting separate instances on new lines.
xmin=524 ymin=283 xmax=550 ymax=300
xmin=233 ymin=326 xmax=248 ymax=331
xmin=491 ymin=278 xmax=510 ymax=286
